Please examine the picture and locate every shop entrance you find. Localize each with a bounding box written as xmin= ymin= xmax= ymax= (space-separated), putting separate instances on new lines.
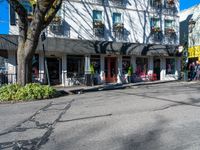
xmin=47 ymin=57 xmax=61 ymax=85
xmin=105 ymin=57 xmax=117 ymax=83
xmin=153 ymin=58 xmax=161 ymax=80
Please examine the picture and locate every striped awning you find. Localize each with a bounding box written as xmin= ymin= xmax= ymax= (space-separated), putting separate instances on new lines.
xmin=0 ymin=34 xmax=178 ymax=56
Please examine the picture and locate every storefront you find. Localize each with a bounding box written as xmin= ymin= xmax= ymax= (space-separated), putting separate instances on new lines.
xmin=0 ymin=35 xmax=181 ymax=86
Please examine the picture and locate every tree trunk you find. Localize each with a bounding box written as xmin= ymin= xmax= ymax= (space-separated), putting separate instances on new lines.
xmin=17 ymin=45 xmax=26 ymax=86
xmin=17 ymin=41 xmax=35 ymax=86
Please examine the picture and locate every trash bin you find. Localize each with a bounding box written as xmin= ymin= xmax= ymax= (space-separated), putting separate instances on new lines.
xmin=85 ymin=74 xmax=92 ymax=86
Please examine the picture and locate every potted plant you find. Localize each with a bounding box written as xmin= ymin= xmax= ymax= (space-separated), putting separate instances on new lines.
xmin=151 ymin=26 xmax=161 ymax=33
xmin=113 ymin=23 xmax=124 ymax=32
xmin=93 ymin=20 xmax=104 ymax=28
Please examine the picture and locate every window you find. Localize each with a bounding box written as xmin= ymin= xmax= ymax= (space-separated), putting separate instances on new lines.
xmin=165 ymin=20 xmax=175 ymax=35
xmin=166 ymin=58 xmax=175 ymax=74
xmin=136 ymin=58 xmax=148 ymax=76
xmin=67 ymin=55 xmax=85 ymax=78
xmin=113 ymin=13 xmax=122 ymax=24
xmin=32 ymin=54 xmax=39 ymax=80
xmin=21 ymin=1 xmax=33 ymax=15
xmin=122 ymin=56 xmax=131 ymax=75
xmin=165 ymin=20 xmax=173 ymax=28
xmin=151 ymin=18 xmax=160 ymax=28
xmin=91 ymin=55 xmax=100 ymax=74
xmin=150 ymin=0 xmax=162 ymax=8
xmin=93 ymin=10 xmax=102 ymax=21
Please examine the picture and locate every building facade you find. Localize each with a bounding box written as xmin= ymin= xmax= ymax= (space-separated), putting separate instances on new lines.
xmin=180 ymin=4 xmax=200 ymax=63
xmin=0 ymin=0 xmax=181 ymax=86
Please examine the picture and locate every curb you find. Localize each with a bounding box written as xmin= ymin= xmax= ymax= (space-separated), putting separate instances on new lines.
xmin=63 ymin=80 xmax=180 ymax=94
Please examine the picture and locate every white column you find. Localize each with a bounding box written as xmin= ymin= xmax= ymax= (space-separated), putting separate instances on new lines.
xmin=39 ymin=53 xmax=45 ymax=83
xmin=85 ymin=55 xmax=90 ymax=74
xmin=100 ymin=55 xmax=105 ymax=83
xmin=7 ymin=51 xmax=16 ymax=83
xmin=148 ymin=56 xmax=154 ymax=75
xmin=62 ymin=54 xmax=67 ymax=86
xmin=175 ymin=57 xmax=181 ymax=80
xmin=131 ymin=55 xmax=136 ymax=73
xmin=117 ymin=55 xmax=122 ymax=83
xmin=160 ymin=57 xmax=166 ymax=81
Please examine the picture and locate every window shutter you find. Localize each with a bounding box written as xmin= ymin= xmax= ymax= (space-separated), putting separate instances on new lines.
xmin=10 ymin=4 xmax=16 ymax=25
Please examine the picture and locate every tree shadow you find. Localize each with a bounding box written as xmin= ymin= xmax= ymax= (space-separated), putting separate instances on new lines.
xmin=120 ymin=116 xmax=168 ymax=150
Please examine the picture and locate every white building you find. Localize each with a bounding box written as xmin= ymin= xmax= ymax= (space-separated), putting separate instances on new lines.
xmin=180 ymin=4 xmax=200 ymax=62
xmin=0 ymin=0 xmax=181 ymax=86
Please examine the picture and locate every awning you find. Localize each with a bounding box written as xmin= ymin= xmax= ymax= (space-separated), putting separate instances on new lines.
xmin=0 ymin=34 xmax=178 ymax=56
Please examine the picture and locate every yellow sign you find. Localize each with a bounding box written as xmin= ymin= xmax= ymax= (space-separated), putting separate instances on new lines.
xmin=188 ymin=45 xmax=200 ymax=58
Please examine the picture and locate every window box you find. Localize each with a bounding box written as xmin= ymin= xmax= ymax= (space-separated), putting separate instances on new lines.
xmin=167 ymin=0 xmax=175 ymax=5
xmin=93 ymin=20 xmax=104 ymax=28
xmin=113 ymin=23 xmax=124 ymax=32
xmin=151 ymin=27 xmax=161 ymax=33
xmin=165 ymin=28 xmax=175 ymax=34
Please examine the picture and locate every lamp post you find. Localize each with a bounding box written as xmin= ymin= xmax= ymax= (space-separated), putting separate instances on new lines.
xmin=41 ymin=32 xmax=50 ymax=85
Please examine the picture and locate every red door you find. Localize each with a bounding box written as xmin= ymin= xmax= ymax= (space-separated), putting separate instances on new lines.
xmin=105 ymin=57 xmax=117 ymax=83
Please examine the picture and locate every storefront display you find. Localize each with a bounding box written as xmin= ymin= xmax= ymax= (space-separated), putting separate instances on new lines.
xmin=166 ymin=58 xmax=175 ymax=74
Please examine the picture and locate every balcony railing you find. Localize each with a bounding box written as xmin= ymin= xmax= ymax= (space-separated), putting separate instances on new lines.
xmin=0 ymin=74 xmax=17 ymax=86
xmin=150 ymin=27 xmax=163 ymax=43
xmin=113 ymin=23 xmax=124 ymax=32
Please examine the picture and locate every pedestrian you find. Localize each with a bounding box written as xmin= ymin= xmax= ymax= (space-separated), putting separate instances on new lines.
xmin=189 ymin=62 xmax=196 ymax=80
xmin=127 ymin=66 xmax=133 ymax=83
xmin=194 ymin=61 xmax=200 ymax=80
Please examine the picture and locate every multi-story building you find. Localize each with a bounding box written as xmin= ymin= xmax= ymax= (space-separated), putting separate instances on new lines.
xmin=180 ymin=4 xmax=200 ymax=63
xmin=0 ymin=0 xmax=9 ymax=76
xmin=0 ymin=0 xmax=180 ymax=86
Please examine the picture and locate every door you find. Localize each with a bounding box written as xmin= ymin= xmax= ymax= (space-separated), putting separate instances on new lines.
xmin=47 ymin=58 xmax=61 ymax=85
xmin=153 ymin=58 xmax=161 ymax=80
xmin=105 ymin=57 xmax=117 ymax=83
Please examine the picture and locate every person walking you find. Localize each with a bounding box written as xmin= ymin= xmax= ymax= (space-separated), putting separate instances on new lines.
xmin=194 ymin=61 xmax=200 ymax=80
xmin=189 ymin=62 xmax=196 ymax=81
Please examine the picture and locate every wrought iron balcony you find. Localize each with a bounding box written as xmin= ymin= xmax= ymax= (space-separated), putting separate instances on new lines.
xmin=164 ymin=34 xmax=177 ymax=45
xmin=150 ymin=27 xmax=163 ymax=43
xmin=94 ymin=28 xmax=104 ymax=37
xmin=113 ymin=23 xmax=124 ymax=32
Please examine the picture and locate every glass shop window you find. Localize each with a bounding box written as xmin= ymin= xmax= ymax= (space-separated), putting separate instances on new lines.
xmin=166 ymin=58 xmax=175 ymax=74
xmin=136 ymin=57 xmax=148 ymax=76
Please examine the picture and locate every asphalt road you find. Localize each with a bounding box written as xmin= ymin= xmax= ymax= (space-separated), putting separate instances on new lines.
xmin=0 ymin=81 xmax=200 ymax=150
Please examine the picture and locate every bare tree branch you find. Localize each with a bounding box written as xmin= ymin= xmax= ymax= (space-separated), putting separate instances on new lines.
xmin=42 ymin=0 xmax=63 ymax=30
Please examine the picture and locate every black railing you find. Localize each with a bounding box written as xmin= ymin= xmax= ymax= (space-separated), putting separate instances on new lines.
xmin=0 ymin=74 xmax=17 ymax=86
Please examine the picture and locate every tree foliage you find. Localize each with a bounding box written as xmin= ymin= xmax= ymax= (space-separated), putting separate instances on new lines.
xmin=8 ymin=0 xmax=63 ymax=86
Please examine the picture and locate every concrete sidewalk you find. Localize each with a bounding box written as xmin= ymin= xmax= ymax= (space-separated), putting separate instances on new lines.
xmin=55 ymin=80 xmax=180 ymax=94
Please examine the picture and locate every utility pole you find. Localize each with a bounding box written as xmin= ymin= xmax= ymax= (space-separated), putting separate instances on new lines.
xmin=41 ymin=32 xmax=50 ymax=86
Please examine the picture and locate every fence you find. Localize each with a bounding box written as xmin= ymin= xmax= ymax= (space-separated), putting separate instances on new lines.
xmin=0 ymin=74 xmax=17 ymax=86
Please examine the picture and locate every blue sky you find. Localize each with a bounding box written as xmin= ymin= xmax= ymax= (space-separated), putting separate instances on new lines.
xmin=0 ymin=0 xmax=9 ymax=34
xmin=180 ymin=0 xmax=200 ymax=10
